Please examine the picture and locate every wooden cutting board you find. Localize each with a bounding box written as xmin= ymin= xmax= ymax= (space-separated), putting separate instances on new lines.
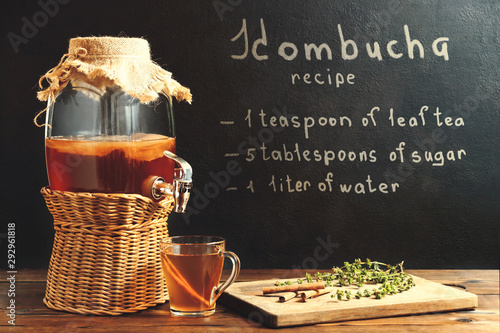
xmin=219 ymin=275 xmax=478 ymax=328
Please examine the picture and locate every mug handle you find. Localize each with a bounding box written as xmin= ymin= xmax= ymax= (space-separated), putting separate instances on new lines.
xmin=211 ymin=251 xmax=241 ymax=305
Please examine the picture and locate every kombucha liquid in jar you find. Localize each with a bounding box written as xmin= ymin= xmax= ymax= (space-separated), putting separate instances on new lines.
xmin=45 ymin=134 xmax=176 ymax=194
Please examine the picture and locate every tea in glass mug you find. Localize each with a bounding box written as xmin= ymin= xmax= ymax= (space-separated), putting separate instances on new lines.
xmin=160 ymin=236 xmax=241 ymax=317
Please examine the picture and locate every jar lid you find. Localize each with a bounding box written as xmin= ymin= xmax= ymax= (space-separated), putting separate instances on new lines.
xmin=68 ymin=37 xmax=151 ymax=59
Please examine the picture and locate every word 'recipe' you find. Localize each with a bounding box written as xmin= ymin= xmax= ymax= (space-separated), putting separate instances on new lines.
xmin=231 ymin=19 xmax=449 ymax=62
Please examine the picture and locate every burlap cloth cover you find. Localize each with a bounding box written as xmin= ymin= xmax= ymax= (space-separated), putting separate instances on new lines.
xmin=36 ymin=36 xmax=192 ymax=126
xmin=37 ymin=37 xmax=191 ymax=315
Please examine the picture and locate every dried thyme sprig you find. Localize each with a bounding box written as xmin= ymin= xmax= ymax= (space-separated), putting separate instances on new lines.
xmin=274 ymin=258 xmax=415 ymax=301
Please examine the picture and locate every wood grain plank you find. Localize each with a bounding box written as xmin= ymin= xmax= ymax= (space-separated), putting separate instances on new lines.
xmin=0 ymin=269 xmax=498 ymax=332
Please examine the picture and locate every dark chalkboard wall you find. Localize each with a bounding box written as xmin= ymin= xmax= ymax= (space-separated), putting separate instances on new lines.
xmin=1 ymin=0 xmax=499 ymax=269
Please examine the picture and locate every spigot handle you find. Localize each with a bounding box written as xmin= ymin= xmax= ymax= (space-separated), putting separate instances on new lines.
xmin=163 ymin=151 xmax=192 ymax=181
xmin=150 ymin=151 xmax=193 ymax=213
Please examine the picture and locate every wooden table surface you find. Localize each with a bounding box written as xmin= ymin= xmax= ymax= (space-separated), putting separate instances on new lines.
xmin=1 ymin=269 xmax=498 ymax=332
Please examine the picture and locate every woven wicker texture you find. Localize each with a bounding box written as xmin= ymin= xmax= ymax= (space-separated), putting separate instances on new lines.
xmin=40 ymin=187 xmax=173 ymax=315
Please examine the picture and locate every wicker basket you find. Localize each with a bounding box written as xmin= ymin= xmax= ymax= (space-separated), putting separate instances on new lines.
xmin=40 ymin=187 xmax=173 ymax=315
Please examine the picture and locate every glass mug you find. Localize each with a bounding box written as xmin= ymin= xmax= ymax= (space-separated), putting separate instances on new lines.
xmin=160 ymin=236 xmax=241 ymax=317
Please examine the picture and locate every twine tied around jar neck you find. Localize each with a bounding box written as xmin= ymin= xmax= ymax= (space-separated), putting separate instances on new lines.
xmin=35 ymin=36 xmax=192 ymax=127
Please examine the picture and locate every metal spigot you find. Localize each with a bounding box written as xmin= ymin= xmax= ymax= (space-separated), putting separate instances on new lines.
xmin=151 ymin=151 xmax=193 ymax=213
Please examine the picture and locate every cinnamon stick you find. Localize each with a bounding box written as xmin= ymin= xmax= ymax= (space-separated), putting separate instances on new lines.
xmin=262 ymin=291 xmax=297 ymax=302
xmin=299 ymin=287 xmax=335 ymax=301
xmin=161 ymin=254 xmax=211 ymax=307
xmin=279 ymin=292 xmax=297 ymax=302
xmin=262 ymin=282 xmax=325 ymax=294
